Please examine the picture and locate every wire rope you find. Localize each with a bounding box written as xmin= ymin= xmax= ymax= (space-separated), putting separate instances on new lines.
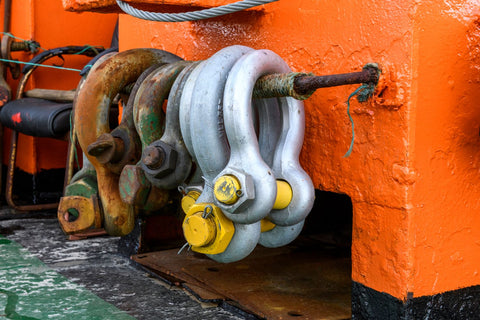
xmin=116 ymin=0 xmax=278 ymax=22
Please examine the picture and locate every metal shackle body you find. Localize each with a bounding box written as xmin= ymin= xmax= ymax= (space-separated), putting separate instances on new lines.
xmin=179 ymin=59 xmax=205 ymax=162
xmin=142 ymin=62 xmax=200 ymax=189
xmin=186 ymin=45 xmax=262 ymax=263
xmin=134 ymin=61 xmax=190 ymax=151
xmin=189 ymin=46 xmax=252 ymax=183
xmin=117 ymin=63 xmax=174 ymax=208
xmin=258 ymin=58 xmax=314 ymax=248
xmin=74 ymin=48 xmax=181 ymax=236
xmin=214 ymin=49 xmax=290 ymax=224
xmin=217 ymin=49 xmax=314 ymax=247
xmin=58 ymin=52 xmax=117 ymax=235
xmin=266 ymin=93 xmax=314 ymax=226
xmin=120 ymin=61 xmax=191 ymax=210
xmin=98 ymin=62 xmax=167 ymax=175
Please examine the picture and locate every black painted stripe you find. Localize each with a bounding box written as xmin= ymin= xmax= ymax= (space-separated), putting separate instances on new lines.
xmin=352 ymin=281 xmax=480 ymax=320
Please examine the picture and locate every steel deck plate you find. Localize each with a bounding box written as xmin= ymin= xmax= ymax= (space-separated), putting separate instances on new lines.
xmin=132 ymin=241 xmax=351 ymax=319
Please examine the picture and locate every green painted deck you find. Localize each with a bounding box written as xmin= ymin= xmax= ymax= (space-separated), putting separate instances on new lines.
xmin=0 ymin=236 xmax=134 ymax=320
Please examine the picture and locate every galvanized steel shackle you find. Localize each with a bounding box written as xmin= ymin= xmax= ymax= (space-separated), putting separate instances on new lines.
xmin=213 ymin=49 xmax=291 ymax=224
xmin=216 ymin=49 xmax=314 ymax=248
xmin=259 ymin=89 xmax=314 ymax=248
xmin=260 ymin=60 xmax=315 ymax=248
xmin=179 ymin=59 xmax=205 ymax=164
xmin=185 ymin=45 xmax=263 ymax=263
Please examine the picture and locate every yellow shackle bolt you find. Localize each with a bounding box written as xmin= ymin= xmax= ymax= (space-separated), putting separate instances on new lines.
xmin=182 ymin=203 xmax=235 ymax=255
xmin=181 ymin=190 xmax=201 ymax=214
xmin=260 ymin=219 xmax=276 ymax=232
xmin=214 ymin=175 xmax=242 ymax=205
xmin=182 ymin=213 xmax=216 ymax=247
xmin=273 ymin=180 xmax=293 ymax=210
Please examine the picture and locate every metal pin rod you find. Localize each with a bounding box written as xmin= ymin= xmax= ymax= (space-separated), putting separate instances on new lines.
xmin=10 ymin=41 xmax=32 ymax=52
xmin=253 ymin=65 xmax=379 ymax=100
xmin=294 ymin=67 xmax=379 ymax=95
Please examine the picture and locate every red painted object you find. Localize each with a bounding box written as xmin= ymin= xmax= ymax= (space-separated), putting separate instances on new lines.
xmin=11 ymin=112 xmax=20 ymax=124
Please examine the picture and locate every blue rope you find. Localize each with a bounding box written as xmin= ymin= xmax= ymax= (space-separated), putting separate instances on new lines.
xmin=343 ymin=83 xmax=375 ymax=158
xmin=0 ymin=58 xmax=82 ymax=72
xmin=73 ymin=45 xmax=96 ymax=56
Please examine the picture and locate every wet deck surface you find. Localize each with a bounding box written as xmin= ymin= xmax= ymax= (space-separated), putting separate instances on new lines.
xmin=0 ymin=207 xmax=352 ymax=320
xmin=0 ymin=208 xmax=245 ymax=320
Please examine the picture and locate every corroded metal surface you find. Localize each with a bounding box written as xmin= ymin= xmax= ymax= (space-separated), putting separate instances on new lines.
xmin=86 ymin=62 xmax=165 ymax=176
xmin=74 ymin=48 xmax=181 ymax=236
xmin=67 ymin=228 xmax=107 ymax=240
xmin=132 ymin=244 xmax=351 ymax=319
xmin=134 ymin=61 xmax=191 ymax=149
xmin=293 ymin=66 xmax=379 ymax=95
xmin=88 ymin=132 xmax=126 ymax=164
xmin=143 ymin=61 xmax=200 ymax=190
xmin=252 ymin=66 xmax=380 ymax=100
xmin=57 ymin=195 xmax=102 ymax=234
xmin=5 ymin=130 xmax=59 ymax=211
xmin=118 ymin=61 xmax=190 ymax=210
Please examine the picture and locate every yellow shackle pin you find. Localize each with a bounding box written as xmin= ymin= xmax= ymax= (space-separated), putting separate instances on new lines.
xmin=214 ymin=175 xmax=293 ymax=209
xmin=182 ymin=203 xmax=235 ymax=254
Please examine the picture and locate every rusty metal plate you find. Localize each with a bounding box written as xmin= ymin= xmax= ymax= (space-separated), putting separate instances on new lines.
xmin=67 ymin=228 xmax=107 ymax=240
xmin=132 ymin=250 xmax=226 ymax=300
xmin=132 ymin=241 xmax=351 ymax=319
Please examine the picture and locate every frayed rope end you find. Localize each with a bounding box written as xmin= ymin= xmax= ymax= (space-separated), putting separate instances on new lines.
xmin=343 ymin=82 xmax=376 ymax=158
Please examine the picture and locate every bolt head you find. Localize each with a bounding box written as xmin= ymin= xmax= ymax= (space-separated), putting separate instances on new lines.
xmin=142 ymin=145 xmax=165 ymax=169
xmin=182 ymin=213 xmax=216 ymax=247
xmin=87 ymin=133 xmax=124 ymax=164
xmin=213 ymin=168 xmax=255 ymax=214
xmin=119 ymin=165 xmax=151 ymax=206
xmin=141 ymin=141 xmax=178 ymax=179
xmin=183 ymin=203 xmax=235 ymax=255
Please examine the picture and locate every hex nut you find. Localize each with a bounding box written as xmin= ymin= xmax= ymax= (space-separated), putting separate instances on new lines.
xmin=212 ymin=167 xmax=255 ymax=214
xmin=87 ymin=133 xmax=125 ymax=165
xmin=142 ymin=145 xmax=165 ymax=169
xmin=183 ymin=203 xmax=235 ymax=255
xmin=141 ymin=140 xmax=178 ymax=179
xmin=119 ymin=165 xmax=151 ymax=206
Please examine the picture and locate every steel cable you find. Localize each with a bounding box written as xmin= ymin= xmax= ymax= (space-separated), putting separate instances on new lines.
xmin=116 ymin=0 xmax=278 ymax=22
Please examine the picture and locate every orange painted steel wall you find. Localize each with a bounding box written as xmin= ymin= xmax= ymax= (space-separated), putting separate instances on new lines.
xmin=65 ymin=0 xmax=480 ymax=301
xmin=1 ymin=0 xmax=117 ymax=174
xmin=114 ymin=1 xmax=414 ymax=300
xmin=63 ymin=0 xmax=264 ymax=13
xmin=409 ymin=2 xmax=480 ymax=297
